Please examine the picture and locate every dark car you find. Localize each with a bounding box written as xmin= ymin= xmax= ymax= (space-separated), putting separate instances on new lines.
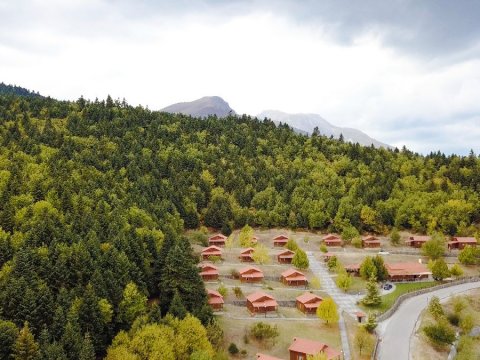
xmin=383 ymin=283 xmax=393 ymax=290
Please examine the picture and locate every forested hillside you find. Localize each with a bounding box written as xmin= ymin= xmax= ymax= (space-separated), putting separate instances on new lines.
xmin=0 ymin=93 xmax=479 ymax=358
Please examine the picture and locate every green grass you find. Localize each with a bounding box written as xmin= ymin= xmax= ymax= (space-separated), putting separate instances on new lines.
xmin=361 ymin=281 xmax=438 ymax=313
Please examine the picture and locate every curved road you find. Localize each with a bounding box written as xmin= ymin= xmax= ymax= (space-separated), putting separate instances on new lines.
xmin=377 ymin=281 xmax=480 ymax=360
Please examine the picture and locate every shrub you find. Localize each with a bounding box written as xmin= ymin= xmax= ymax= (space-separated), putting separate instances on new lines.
xmin=240 ymin=349 xmax=247 ymax=357
xmin=208 ymin=255 xmax=221 ymax=263
xmin=341 ymin=225 xmax=360 ymax=244
xmin=233 ymin=286 xmax=243 ymax=298
xmin=320 ymin=244 xmax=328 ymax=253
xmin=228 ymin=343 xmax=239 ymax=355
xmin=459 ymin=311 xmax=474 ymax=334
xmin=230 ymin=269 xmax=240 ymax=279
xmin=428 ymin=296 xmax=444 ymax=320
xmin=351 ymin=237 xmax=362 ymax=248
xmin=327 ymin=256 xmax=338 ymax=271
xmin=292 ymin=248 xmax=309 ymax=269
xmin=309 ymin=276 xmax=321 ymax=289
xmin=191 ymin=231 xmax=209 ymax=246
xmin=336 ymin=273 xmax=352 ymax=292
xmin=447 ymin=312 xmax=459 ymax=326
xmin=286 ymin=238 xmax=299 ymax=251
xmin=249 ymin=322 xmax=279 ymax=345
xmin=449 ymin=263 xmax=463 ymax=277
xmin=390 ymin=227 xmax=400 ymax=245
xmin=217 ymin=284 xmax=227 ymax=297
xmin=423 ymin=319 xmax=455 ymax=346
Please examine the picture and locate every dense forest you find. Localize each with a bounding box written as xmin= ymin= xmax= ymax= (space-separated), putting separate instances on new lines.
xmin=0 ymin=90 xmax=479 ymax=358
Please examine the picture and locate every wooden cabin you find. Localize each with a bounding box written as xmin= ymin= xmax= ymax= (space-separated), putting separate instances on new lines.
xmin=239 ymin=248 xmax=255 ymax=262
xmin=273 ymin=235 xmax=289 ymax=247
xmin=405 ymin=235 xmax=430 ymax=248
xmin=344 ymin=263 xmax=360 ymax=276
xmin=198 ymin=263 xmax=219 ymax=281
xmin=201 ymin=245 xmax=222 ymax=261
xmin=288 ymin=337 xmax=341 ymax=360
xmin=208 ymin=234 xmax=227 ymax=247
xmin=207 ymin=289 xmax=224 ymax=310
xmin=296 ymin=292 xmax=323 ymax=314
xmin=322 ymin=234 xmax=342 ymax=247
xmin=362 ymin=235 xmax=381 ymax=248
xmin=277 ymin=249 xmax=295 ymax=264
xmin=281 ymin=268 xmax=307 ymax=286
xmin=246 ymin=291 xmax=278 ymax=314
xmin=239 ymin=266 xmax=264 ymax=283
xmin=385 ymin=262 xmax=432 ymax=282
xmin=448 ymin=237 xmax=477 ymax=250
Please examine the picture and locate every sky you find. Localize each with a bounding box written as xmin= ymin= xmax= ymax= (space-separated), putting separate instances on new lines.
xmin=1 ymin=0 xmax=480 ymax=155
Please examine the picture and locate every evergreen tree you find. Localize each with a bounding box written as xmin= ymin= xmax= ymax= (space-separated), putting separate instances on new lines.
xmin=292 ymin=248 xmax=309 ymax=269
xmin=362 ymin=275 xmax=381 ymax=307
xmin=0 ymin=320 xmax=19 ymax=360
xmin=372 ymin=255 xmax=388 ymax=282
xmin=78 ymin=333 xmax=95 ymax=360
xmin=168 ymin=290 xmax=187 ymax=319
xmin=359 ymin=257 xmax=377 ymax=280
xmin=13 ymin=322 xmax=39 ymax=360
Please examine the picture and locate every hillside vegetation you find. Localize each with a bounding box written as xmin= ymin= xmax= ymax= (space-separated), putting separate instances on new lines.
xmin=0 ymin=93 xmax=479 ymax=358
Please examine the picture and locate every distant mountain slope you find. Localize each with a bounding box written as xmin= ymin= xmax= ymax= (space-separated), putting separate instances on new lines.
xmin=161 ymin=96 xmax=235 ymax=118
xmin=257 ymin=110 xmax=391 ymax=148
xmin=0 ymin=82 xmax=42 ymax=98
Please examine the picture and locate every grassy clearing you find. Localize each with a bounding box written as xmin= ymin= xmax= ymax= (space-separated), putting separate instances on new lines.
xmin=218 ymin=316 xmax=341 ymax=359
xmin=360 ymin=281 xmax=438 ymax=313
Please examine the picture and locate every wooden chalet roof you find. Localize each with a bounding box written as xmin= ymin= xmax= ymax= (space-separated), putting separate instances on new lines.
xmin=406 ymin=235 xmax=431 ymax=243
xmin=239 ymin=266 xmax=263 ymax=277
xmin=201 ymin=245 xmax=222 ymax=254
xmin=246 ymin=291 xmax=277 ymax=307
xmin=296 ymin=292 xmax=323 ymax=305
xmin=207 ymin=289 xmax=224 ymax=305
xmin=385 ymin=262 xmax=431 ymax=276
xmin=273 ymin=235 xmax=289 ymax=241
xmin=288 ymin=338 xmax=341 ymax=359
xmin=278 ymin=249 xmax=295 ymax=257
xmin=451 ymin=237 xmax=477 ymax=244
xmin=240 ymin=247 xmax=255 ymax=255
xmin=281 ymin=268 xmax=306 ymax=281
xmin=322 ymin=234 xmax=341 ymax=241
xmin=209 ymin=234 xmax=227 ymax=241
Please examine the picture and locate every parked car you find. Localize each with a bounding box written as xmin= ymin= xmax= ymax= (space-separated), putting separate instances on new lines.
xmin=378 ymin=248 xmax=390 ymax=255
xmin=383 ymin=283 xmax=393 ymax=290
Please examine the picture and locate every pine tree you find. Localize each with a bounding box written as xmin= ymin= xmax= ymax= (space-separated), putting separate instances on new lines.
xmin=13 ymin=322 xmax=39 ymax=360
xmin=362 ymin=275 xmax=381 ymax=307
xmin=78 ymin=333 xmax=95 ymax=360
xmin=168 ymin=290 xmax=187 ymax=319
xmin=292 ymin=248 xmax=309 ymax=269
xmin=364 ymin=313 xmax=377 ymax=333
xmin=0 ymin=320 xmax=19 ymax=360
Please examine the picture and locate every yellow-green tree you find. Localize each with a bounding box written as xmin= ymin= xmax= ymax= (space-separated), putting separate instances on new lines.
xmin=316 ymin=298 xmax=339 ymax=325
xmin=239 ymin=224 xmax=254 ymax=247
xmin=252 ymin=244 xmax=270 ymax=264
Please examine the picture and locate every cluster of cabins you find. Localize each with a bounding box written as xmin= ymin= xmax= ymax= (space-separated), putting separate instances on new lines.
xmin=257 ymin=337 xmax=341 ymax=360
xmin=406 ymin=235 xmax=477 ymax=250
xmin=323 ymin=234 xmax=381 ymax=248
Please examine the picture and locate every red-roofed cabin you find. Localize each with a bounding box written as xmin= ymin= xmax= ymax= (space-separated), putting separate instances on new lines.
xmin=239 ymin=266 xmax=264 ymax=283
xmin=323 ymin=252 xmax=334 ymax=262
xmin=322 ymin=234 xmax=342 ymax=247
xmin=385 ymin=262 xmax=432 ymax=282
xmin=246 ymin=291 xmax=278 ymax=314
xmin=344 ymin=263 xmax=360 ymax=276
xmin=278 ymin=249 xmax=295 ymax=264
xmin=362 ymin=235 xmax=381 ymax=248
xmin=281 ymin=269 xmax=308 ymax=286
xmin=239 ymin=248 xmax=255 ymax=262
xmin=256 ymin=354 xmax=283 ymax=360
xmin=198 ymin=263 xmax=219 ymax=281
xmin=405 ymin=235 xmax=430 ymax=248
xmin=296 ymin=292 xmax=323 ymax=314
xmin=207 ymin=289 xmax=224 ymax=311
xmin=448 ymin=237 xmax=477 ymax=250
xmin=288 ymin=337 xmax=341 ymax=360
xmin=208 ymin=234 xmax=227 ymax=247
xmin=201 ymin=245 xmax=222 ymax=260
xmin=273 ymin=235 xmax=289 ymax=247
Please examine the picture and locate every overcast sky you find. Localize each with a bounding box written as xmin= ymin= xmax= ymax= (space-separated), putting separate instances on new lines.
xmin=1 ymin=0 xmax=480 ymax=154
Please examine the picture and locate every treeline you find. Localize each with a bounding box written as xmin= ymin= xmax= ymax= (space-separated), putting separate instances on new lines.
xmin=0 ymin=93 xmax=479 ymax=358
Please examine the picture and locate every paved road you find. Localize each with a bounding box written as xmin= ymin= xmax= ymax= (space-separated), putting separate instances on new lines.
xmin=377 ymin=281 xmax=480 ymax=360
xmin=308 ymin=252 xmax=361 ymax=360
